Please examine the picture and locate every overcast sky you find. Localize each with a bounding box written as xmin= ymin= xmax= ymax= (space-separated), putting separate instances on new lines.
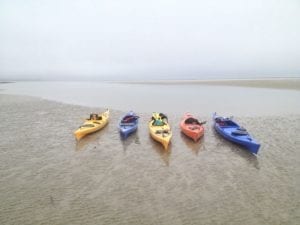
xmin=0 ymin=0 xmax=300 ymax=80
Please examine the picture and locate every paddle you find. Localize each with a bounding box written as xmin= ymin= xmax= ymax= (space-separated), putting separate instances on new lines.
xmin=198 ymin=121 xmax=206 ymax=125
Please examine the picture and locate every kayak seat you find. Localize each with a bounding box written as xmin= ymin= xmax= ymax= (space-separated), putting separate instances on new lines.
xmin=155 ymin=130 xmax=170 ymax=134
xmin=217 ymin=121 xmax=226 ymax=126
xmin=122 ymin=116 xmax=137 ymax=123
xmin=189 ymin=126 xmax=199 ymax=130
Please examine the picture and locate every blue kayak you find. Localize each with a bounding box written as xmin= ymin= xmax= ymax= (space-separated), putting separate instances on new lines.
xmin=213 ymin=113 xmax=260 ymax=154
xmin=119 ymin=111 xmax=139 ymax=139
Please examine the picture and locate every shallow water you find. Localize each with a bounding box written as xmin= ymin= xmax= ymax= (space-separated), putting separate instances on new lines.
xmin=0 ymin=94 xmax=299 ymax=225
xmin=1 ymin=81 xmax=300 ymax=116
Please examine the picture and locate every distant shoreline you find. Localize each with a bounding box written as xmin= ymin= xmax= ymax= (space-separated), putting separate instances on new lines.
xmin=1 ymin=78 xmax=300 ymax=90
xmin=0 ymin=81 xmax=14 ymax=84
xmin=112 ymin=78 xmax=300 ymax=90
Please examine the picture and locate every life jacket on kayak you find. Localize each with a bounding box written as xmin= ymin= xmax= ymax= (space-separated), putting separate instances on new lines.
xmin=152 ymin=112 xmax=168 ymax=126
xmin=152 ymin=119 xmax=165 ymax=126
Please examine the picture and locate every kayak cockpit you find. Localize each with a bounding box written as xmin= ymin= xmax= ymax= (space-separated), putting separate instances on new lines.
xmin=88 ymin=113 xmax=102 ymax=120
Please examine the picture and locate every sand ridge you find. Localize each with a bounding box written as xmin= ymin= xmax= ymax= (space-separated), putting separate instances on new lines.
xmin=112 ymin=78 xmax=300 ymax=90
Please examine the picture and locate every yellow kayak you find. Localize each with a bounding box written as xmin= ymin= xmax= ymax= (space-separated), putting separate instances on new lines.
xmin=148 ymin=112 xmax=172 ymax=149
xmin=74 ymin=109 xmax=109 ymax=141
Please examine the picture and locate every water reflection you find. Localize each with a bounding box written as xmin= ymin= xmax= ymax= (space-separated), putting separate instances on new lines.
xmin=149 ymin=135 xmax=172 ymax=166
xmin=231 ymin=146 xmax=260 ymax=169
xmin=75 ymin=126 xmax=109 ymax=151
xmin=180 ymin=132 xmax=204 ymax=155
xmin=120 ymin=132 xmax=140 ymax=152
xmin=211 ymin=126 xmax=260 ymax=169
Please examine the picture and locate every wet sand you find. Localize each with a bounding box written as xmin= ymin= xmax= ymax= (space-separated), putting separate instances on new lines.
xmin=114 ymin=78 xmax=300 ymax=90
xmin=0 ymin=93 xmax=299 ymax=225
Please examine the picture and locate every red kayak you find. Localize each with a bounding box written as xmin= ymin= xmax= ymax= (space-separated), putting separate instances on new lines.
xmin=180 ymin=113 xmax=205 ymax=142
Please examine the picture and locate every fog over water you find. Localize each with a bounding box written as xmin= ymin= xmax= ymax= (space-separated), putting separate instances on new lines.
xmin=0 ymin=0 xmax=300 ymax=81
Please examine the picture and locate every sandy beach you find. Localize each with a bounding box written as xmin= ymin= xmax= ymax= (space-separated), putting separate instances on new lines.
xmin=1 ymin=0 xmax=300 ymax=223
xmin=0 ymin=93 xmax=299 ymax=225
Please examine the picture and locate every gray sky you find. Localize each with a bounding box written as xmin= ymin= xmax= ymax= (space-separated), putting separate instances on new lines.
xmin=0 ymin=0 xmax=300 ymax=80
